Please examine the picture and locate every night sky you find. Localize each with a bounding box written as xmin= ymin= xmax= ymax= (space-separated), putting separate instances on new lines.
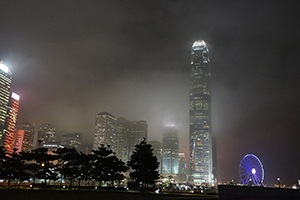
xmin=0 ymin=1 xmax=299 ymax=186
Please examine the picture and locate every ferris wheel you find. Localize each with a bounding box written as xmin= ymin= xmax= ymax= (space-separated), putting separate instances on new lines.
xmin=239 ymin=154 xmax=264 ymax=185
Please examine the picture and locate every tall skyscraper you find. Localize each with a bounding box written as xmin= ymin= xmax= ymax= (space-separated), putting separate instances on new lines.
xmin=162 ymin=126 xmax=179 ymax=174
xmin=115 ymin=117 xmax=130 ymax=162
xmin=3 ymin=92 xmax=20 ymax=153
xmin=115 ymin=117 xmax=148 ymax=162
xmin=128 ymin=120 xmax=147 ymax=158
xmin=35 ymin=123 xmax=56 ymax=148
xmin=93 ymin=112 xmax=148 ymax=162
xmin=149 ymin=140 xmax=162 ymax=173
xmin=189 ymin=40 xmax=215 ymax=184
xmin=16 ymin=122 xmax=35 ymax=152
xmin=93 ymin=112 xmax=116 ymax=151
xmin=0 ymin=61 xmax=12 ymax=142
xmin=61 ymin=132 xmax=82 ymax=150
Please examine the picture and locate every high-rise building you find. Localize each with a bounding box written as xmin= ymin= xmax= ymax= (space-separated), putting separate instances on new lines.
xmin=189 ymin=40 xmax=216 ymax=184
xmin=2 ymin=92 xmax=20 ymax=153
xmin=0 ymin=61 xmax=12 ymax=142
xmin=93 ymin=112 xmax=116 ymax=151
xmin=14 ymin=129 xmax=24 ymax=153
xmin=128 ymin=120 xmax=147 ymax=158
xmin=178 ymin=152 xmax=187 ymax=174
xmin=149 ymin=140 xmax=162 ymax=173
xmin=115 ymin=117 xmax=130 ymax=162
xmin=162 ymin=126 xmax=179 ymax=174
xmin=35 ymin=123 xmax=56 ymax=148
xmin=16 ymin=122 xmax=35 ymax=152
xmin=93 ymin=112 xmax=148 ymax=161
xmin=61 ymin=132 xmax=82 ymax=150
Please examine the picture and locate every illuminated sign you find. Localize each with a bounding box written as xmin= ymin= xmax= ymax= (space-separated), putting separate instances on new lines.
xmin=12 ymin=92 xmax=20 ymax=101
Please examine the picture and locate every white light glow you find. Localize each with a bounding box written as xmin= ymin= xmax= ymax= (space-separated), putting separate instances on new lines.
xmin=12 ymin=92 xmax=20 ymax=101
xmin=252 ymin=168 xmax=256 ymax=175
xmin=165 ymin=124 xmax=177 ymax=127
xmin=192 ymin=40 xmax=206 ymax=48
xmin=0 ymin=63 xmax=9 ymax=73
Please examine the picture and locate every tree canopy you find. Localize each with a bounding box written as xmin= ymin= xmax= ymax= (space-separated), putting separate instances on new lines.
xmin=127 ymin=139 xmax=160 ymax=186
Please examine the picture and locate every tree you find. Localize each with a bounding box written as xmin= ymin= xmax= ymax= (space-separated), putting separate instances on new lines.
xmin=127 ymin=139 xmax=160 ymax=188
xmin=91 ymin=145 xmax=128 ymax=189
xmin=0 ymin=147 xmax=28 ymax=188
xmin=0 ymin=148 xmax=29 ymax=189
xmin=22 ymin=148 xmax=58 ymax=189
xmin=53 ymin=147 xmax=82 ymax=190
xmin=76 ymin=153 xmax=93 ymax=190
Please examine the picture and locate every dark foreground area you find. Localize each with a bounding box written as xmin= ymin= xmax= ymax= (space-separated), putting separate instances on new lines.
xmin=0 ymin=189 xmax=218 ymax=200
xmin=219 ymin=185 xmax=300 ymax=200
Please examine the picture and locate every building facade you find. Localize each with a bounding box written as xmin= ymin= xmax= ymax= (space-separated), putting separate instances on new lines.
xmin=149 ymin=140 xmax=162 ymax=173
xmin=80 ymin=143 xmax=93 ymax=155
xmin=2 ymin=92 xmax=20 ymax=153
xmin=61 ymin=132 xmax=82 ymax=150
xmin=189 ymin=40 xmax=216 ymax=184
xmin=13 ymin=130 xmax=24 ymax=153
xmin=16 ymin=122 xmax=35 ymax=152
xmin=93 ymin=112 xmax=148 ymax=162
xmin=35 ymin=123 xmax=56 ymax=148
xmin=115 ymin=117 xmax=130 ymax=162
xmin=0 ymin=61 xmax=12 ymax=143
xmin=93 ymin=112 xmax=117 ymax=151
xmin=128 ymin=120 xmax=148 ymax=158
xmin=162 ymin=126 xmax=179 ymax=174
xmin=178 ymin=152 xmax=187 ymax=174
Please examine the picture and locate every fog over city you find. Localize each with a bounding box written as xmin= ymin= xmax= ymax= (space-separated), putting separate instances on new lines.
xmin=0 ymin=1 xmax=299 ymax=185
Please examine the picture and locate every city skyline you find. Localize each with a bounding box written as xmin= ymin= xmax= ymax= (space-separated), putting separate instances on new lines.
xmin=0 ymin=1 xmax=299 ymax=186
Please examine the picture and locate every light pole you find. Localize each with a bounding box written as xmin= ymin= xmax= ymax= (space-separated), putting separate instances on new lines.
xmin=277 ymin=177 xmax=280 ymax=188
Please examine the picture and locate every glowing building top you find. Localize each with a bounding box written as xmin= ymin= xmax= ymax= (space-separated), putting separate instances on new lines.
xmin=192 ymin=40 xmax=206 ymax=47
xmin=0 ymin=61 xmax=11 ymax=74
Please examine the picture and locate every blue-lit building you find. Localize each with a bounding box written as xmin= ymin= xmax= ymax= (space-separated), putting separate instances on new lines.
xmin=162 ymin=126 xmax=179 ymax=174
xmin=189 ymin=40 xmax=216 ymax=184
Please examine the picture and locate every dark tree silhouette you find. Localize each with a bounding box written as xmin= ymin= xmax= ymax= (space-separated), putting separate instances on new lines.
xmin=24 ymin=148 xmax=58 ymax=189
xmin=127 ymin=139 xmax=160 ymax=188
xmin=53 ymin=147 xmax=82 ymax=190
xmin=0 ymin=147 xmax=28 ymax=188
xmin=91 ymin=145 xmax=128 ymax=190
xmin=76 ymin=153 xmax=93 ymax=190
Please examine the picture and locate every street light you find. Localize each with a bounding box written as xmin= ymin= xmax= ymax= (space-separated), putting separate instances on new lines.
xmin=277 ymin=177 xmax=280 ymax=188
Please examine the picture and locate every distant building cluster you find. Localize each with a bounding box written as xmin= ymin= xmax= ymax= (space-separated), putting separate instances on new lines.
xmin=93 ymin=112 xmax=147 ymax=163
